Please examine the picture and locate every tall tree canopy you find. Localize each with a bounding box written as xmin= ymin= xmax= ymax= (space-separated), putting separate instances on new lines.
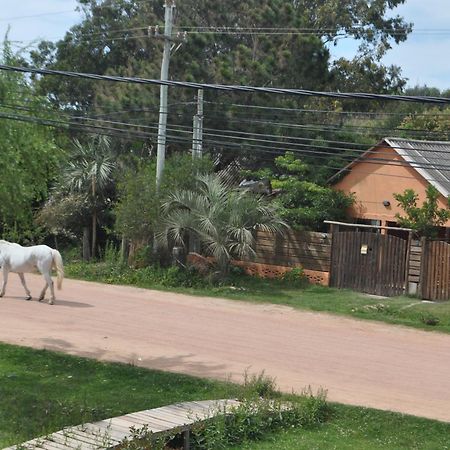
xmin=0 ymin=42 xmax=62 ymax=240
xmin=31 ymin=0 xmax=411 ymax=110
xmin=28 ymin=0 xmax=413 ymax=179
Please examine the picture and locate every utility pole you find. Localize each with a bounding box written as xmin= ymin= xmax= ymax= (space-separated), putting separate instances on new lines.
xmin=155 ymin=0 xmax=176 ymax=189
xmin=190 ymin=89 xmax=204 ymax=254
xmin=192 ymin=89 xmax=204 ymax=159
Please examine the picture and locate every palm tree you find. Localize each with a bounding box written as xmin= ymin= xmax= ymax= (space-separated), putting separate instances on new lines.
xmin=62 ymin=135 xmax=115 ymax=258
xmin=157 ymin=174 xmax=287 ymax=276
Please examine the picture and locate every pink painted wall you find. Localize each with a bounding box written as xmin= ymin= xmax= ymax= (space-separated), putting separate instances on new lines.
xmin=333 ymin=145 xmax=450 ymax=226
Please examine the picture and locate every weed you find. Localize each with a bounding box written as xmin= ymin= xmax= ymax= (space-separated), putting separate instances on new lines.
xmin=421 ymin=314 xmax=440 ymax=326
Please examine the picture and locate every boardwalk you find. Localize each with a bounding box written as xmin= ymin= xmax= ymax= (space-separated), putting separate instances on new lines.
xmin=4 ymin=400 xmax=240 ymax=450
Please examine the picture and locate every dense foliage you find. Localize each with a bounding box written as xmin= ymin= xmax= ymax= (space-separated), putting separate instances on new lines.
xmin=0 ymin=43 xmax=63 ymax=241
xmin=394 ymin=185 xmax=450 ymax=237
xmin=157 ymin=173 xmax=287 ymax=275
xmin=245 ymin=152 xmax=355 ymax=230
xmin=115 ymin=153 xmax=213 ymax=243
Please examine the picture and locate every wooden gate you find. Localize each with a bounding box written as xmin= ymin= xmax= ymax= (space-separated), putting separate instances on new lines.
xmin=330 ymin=231 xmax=408 ymax=296
xmin=421 ymin=240 xmax=450 ymax=301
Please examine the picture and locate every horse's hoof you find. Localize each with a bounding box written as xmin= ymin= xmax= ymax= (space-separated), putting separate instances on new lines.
xmin=49 ymin=300 xmax=54 ymax=305
xmin=38 ymin=297 xmax=44 ymax=302
xmin=25 ymin=295 xmax=32 ymax=301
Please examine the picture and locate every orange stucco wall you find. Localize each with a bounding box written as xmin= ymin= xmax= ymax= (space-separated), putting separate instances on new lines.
xmin=333 ymin=145 xmax=450 ymax=226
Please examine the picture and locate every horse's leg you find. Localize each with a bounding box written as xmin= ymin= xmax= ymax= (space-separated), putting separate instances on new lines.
xmin=0 ymin=267 xmax=8 ymax=297
xmin=18 ymin=273 xmax=32 ymax=300
xmin=38 ymin=283 xmax=48 ymax=302
xmin=43 ymin=272 xmax=55 ymax=305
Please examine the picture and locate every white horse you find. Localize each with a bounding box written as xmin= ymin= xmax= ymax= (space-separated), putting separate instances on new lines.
xmin=0 ymin=240 xmax=64 ymax=305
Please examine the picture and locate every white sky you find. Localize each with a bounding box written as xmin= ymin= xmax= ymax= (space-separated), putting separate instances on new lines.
xmin=0 ymin=0 xmax=449 ymax=90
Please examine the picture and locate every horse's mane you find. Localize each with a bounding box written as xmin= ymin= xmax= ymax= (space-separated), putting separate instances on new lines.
xmin=0 ymin=240 xmax=19 ymax=247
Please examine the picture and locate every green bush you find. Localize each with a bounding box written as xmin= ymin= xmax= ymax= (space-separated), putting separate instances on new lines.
xmin=118 ymin=374 xmax=329 ymax=450
xmin=280 ymin=267 xmax=308 ymax=288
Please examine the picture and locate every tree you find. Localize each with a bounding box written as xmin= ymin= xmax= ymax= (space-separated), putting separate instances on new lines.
xmin=157 ymin=173 xmax=286 ymax=275
xmin=394 ymin=185 xmax=450 ymax=238
xmin=399 ymin=106 xmax=450 ymax=140
xmin=61 ymin=135 xmax=116 ymax=257
xmin=245 ymin=152 xmax=355 ymax=230
xmin=30 ymin=0 xmax=411 ymax=129
xmin=114 ymin=153 xmax=213 ymax=243
xmin=0 ymin=40 xmax=62 ymax=241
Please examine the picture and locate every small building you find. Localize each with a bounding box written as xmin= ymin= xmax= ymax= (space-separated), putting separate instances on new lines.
xmin=330 ymin=137 xmax=450 ymax=231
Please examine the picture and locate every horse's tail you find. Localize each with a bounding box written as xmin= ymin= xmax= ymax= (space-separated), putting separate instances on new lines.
xmin=52 ymin=249 xmax=64 ymax=290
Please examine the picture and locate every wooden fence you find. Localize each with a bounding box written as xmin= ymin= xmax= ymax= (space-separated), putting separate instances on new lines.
xmin=235 ymin=230 xmax=450 ymax=301
xmin=420 ymin=239 xmax=450 ymax=301
xmin=236 ymin=230 xmax=331 ymax=285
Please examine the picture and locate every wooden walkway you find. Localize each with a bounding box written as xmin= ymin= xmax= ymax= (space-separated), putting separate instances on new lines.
xmin=4 ymin=399 xmax=240 ymax=450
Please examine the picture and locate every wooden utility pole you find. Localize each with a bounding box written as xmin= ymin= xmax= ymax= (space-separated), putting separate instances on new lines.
xmin=156 ymin=0 xmax=176 ymax=189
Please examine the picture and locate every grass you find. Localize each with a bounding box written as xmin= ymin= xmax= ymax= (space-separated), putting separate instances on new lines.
xmin=65 ymin=260 xmax=450 ymax=334
xmin=229 ymin=404 xmax=450 ymax=450
xmin=0 ymin=342 xmax=240 ymax=447
xmin=1 ymin=343 xmax=450 ymax=449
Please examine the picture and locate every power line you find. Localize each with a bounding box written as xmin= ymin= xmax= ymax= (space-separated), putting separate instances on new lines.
xmin=2 ymin=106 xmax=450 ymax=175
xmin=0 ymin=10 xmax=76 ymax=22
xmin=1 ymin=63 xmax=450 ymax=104
xmin=1 ymin=101 xmax=448 ymax=165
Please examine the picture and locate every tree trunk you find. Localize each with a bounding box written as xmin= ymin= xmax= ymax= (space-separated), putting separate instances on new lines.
xmin=120 ymin=235 xmax=129 ymax=263
xmin=82 ymin=227 xmax=91 ymax=261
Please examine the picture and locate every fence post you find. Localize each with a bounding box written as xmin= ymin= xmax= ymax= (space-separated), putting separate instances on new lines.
xmin=418 ymin=236 xmax=427 ymax=299
xmin=404 ymin=230 xmax=413 ymax=295
xmin=328 ymin=223 xmax=338 ymax=287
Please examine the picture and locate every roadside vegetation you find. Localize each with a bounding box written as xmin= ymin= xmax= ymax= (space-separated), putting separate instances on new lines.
xmin=2 ymin=343 xmax=450 ymax=450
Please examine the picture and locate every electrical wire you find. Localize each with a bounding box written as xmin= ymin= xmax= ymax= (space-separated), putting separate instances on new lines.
xmin=2 ymin=107 xmax=450 ymax=175
xmin=1 ymin=63 xmax=450 ymax=104
xmin=1 ymin=100 xmax=448 ymax=164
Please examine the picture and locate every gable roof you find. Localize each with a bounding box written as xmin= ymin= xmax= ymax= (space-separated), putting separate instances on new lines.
xmin=330 ymin=137 xmax=450 ymax=197
xmin=384 ymin=138 xmax=450 ymax=197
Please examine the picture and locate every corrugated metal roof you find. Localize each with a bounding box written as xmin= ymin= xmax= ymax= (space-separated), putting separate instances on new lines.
xmin=384 ymin=137 xmax=450 ymax=197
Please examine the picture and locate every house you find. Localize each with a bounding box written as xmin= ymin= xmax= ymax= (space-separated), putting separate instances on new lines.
xmin=330 ymin=137 xmax=450 ymax=231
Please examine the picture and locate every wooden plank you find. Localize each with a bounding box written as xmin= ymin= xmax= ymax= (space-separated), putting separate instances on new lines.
xmin=409 ymin=268 xmax=421 ymax=276
xmin=255 ymin=238 xmax=331 ymax=249
xmin=44 ymin=431 xmax=100 ymax=450
xmin=51 ymin=430 xmax=106 ymax=447
xmin=128 ymin=411 xmax=186 ymax=427
xmin=30 ymin=439 xmax=72 ymax=450
xmin=58 ymin=428 xmax=118 ymax=447
xmin=255 ymin=230 xmax=331 ymax=245
xmin=40 ymin=433 xmax=96 ymax=450
xmin=77 ymin=423 xmax=129 ymax=444
xmin=123 ymin=412 xmax=182 ymax=430
xmin=121 ymin=413 xmax=169 ymax=432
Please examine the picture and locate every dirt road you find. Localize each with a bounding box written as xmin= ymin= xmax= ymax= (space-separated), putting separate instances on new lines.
xmin=1 ymin=274 xmax=450 ymax=422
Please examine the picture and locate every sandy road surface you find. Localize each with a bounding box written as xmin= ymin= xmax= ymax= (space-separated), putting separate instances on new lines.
xmin=1 ymin=274 xmax=450 ymax=422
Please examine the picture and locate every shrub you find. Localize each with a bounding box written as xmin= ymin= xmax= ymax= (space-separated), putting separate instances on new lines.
xmin=118 ymin=374 xmax=329 ymax=450
xmin=280 ymin=267 xmax=309 ymax=288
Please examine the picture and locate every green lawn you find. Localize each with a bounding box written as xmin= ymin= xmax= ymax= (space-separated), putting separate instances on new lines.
xmin=0 ymin=343 xmax=240 ymax=447
xmin=230 ymin=404 xmax=450 ymax=450
xmin=1 ymin=343 xmax=449 ymax=449
xmin=65 ymin=261 xmax=450 ymax=334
